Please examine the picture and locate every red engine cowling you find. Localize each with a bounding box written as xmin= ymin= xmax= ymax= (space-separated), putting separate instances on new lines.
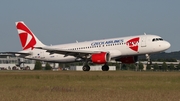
xmin=116 ymin=56 xmax=138 ymax=64
xmin=91 ymin=52 xmax=110 ymax=64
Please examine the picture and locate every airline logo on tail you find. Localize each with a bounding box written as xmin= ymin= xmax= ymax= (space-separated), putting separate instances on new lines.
xmin=16 ymin=22 xmax=36 ymax=50
xmin=126 ymin=37 xmax=139 ymax=52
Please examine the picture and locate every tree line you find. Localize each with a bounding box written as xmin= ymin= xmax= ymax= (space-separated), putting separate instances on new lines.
xmin=117 ymin=62 xmax=180 ymax=71
xmin=34 ymin=61 xmax=52 ymax=70
xmin=33 ymin=60 xmax=180 ymax=71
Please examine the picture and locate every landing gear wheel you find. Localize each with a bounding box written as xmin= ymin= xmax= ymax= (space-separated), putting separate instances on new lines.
xmin=82 ymin=65 xmax=90 ymax=71
xmin=102 ymin=65 xmax=109 ymax=71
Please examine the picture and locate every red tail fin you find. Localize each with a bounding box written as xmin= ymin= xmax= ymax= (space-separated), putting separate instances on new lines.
xmin=16 ymin=21 xmax=45 ymax=50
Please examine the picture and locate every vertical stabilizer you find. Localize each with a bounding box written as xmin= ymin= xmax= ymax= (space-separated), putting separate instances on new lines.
xmin=15 ymin=21 xmax=45 ymax=50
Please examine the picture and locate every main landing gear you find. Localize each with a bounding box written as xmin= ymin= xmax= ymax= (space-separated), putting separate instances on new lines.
xmin=82 ymin=64 xmax=109 ymax=71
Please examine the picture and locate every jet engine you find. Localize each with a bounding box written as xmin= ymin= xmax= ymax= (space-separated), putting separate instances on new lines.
xmin=91 ymin=52 xmax=110 ymax=64
xmin=116 ymin=56 xmax=138 ymax=64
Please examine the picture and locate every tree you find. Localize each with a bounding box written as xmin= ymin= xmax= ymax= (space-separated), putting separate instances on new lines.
xmin=115 ymin=63 xmax=121 ymax=70
xmin=162 ymin=62 xmax=168 ymax=71
xmin=138 ymin=62 xmax=144 ymax=71
xmin=157 ymin=59 xmax=165 ymax=62
xmin=165 ymin=58 xmax=177 ymax=62
xmin=146 ymin=64 xmax=151 ymax=71
xmin=169 ymin=63 xmax=175 ymax=71
xmin=45 ymin=63 xmax=52 ymax=70
xmin=153 ymin=63 xmax=159 ymax=71
xmin=121 ymin=64 xmax=128 ymax=70
xmin=129 ymin=64 xmax=136 ymax=71
xmin=34 ymin=61 xmax=42 ymax=70
xmin=177 ymin=63 xmax=180 ymax=71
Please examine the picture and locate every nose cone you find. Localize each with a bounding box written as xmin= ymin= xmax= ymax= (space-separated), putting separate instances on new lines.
xmin=165 ymin=41 xmax=171 ymax=49
xmin=152 ymin=40 xmax=171 ymax=53
xmin=165 ymin=41 xmax=171 ymax=50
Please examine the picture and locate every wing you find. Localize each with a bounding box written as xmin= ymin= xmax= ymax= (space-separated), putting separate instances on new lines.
xmin=35 ymin=47 xmax=102 ymax=58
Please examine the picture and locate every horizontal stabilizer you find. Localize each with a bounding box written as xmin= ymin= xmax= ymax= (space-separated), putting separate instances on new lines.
xmin=3 ymin=51 xmax=31 ymax=57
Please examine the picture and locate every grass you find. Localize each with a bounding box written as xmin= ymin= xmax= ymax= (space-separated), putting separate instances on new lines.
xmin=0 ymin=71 xmax=180 ymax=101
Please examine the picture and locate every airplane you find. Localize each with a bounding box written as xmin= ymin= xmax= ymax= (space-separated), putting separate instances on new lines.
xmin=12 ymin=21 xmax=170 ymax=71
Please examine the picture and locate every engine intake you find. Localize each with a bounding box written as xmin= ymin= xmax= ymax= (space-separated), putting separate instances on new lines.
xmin=91 ymin=52 xmax=110 ymax=64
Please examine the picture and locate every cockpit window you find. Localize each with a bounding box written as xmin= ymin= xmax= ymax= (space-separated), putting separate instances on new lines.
xmin=159 ymin=38 xmax=163 ymax=41
xmin=152 ymin=38 xmax=163 ymax=42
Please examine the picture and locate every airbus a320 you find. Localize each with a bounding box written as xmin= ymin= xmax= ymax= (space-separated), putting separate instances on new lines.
xmin=11 ymin=21 xmax=170 ymax=71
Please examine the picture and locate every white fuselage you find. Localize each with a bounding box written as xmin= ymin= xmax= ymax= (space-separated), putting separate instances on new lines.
xmin=23 ymin=34 xmax=170 ymax=63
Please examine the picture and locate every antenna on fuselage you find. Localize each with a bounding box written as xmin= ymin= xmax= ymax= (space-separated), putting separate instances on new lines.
xmin=76 ymin=40 xmax=78 ymax=43
xmin=144 ymin=32 xmax=146 ymax=35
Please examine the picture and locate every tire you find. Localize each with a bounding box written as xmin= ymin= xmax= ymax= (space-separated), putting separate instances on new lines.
xmin=82 ymin=65 xmax=90 ymax=71
xmin=102 ymin=65 xmax=109 ymax=71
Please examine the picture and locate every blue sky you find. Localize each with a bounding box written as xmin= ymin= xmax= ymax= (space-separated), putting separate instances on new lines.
xmin=0 ymin=1 xmax=179 ymax=52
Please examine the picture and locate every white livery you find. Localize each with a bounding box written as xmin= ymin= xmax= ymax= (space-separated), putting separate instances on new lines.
xmin=13 ymin=21 xmax=170 ymax=71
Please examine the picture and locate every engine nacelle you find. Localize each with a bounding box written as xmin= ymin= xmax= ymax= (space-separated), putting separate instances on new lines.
xmin=116 ymin=56 xmax=138 ymax=64
xmin=91 ymin=52 xmax=110 ymax=64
